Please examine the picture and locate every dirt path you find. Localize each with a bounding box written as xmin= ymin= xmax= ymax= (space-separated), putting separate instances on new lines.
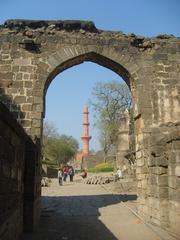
xmin=23 ymin=176 xmax=175 ymax=240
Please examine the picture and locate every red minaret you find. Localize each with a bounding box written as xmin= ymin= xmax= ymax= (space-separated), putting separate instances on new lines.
xmin=81 ymin=106 xmax=91 ymax=156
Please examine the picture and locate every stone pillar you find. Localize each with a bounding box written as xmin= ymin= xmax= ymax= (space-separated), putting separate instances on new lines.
xmin=116 ymin=109 xmax=130 ymax=170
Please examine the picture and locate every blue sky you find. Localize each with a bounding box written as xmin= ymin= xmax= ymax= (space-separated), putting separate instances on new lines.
xmin=0 ymin=0 xmax=179 ymax=151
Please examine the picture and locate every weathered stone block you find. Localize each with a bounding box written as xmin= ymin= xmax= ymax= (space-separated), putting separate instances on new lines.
xmin=156 ymin=72 xmax=169 ymax=78
xmin=0 ymin=71 xmax=13 ymax=79
xmin=137 ymin=181 xmax=142 ymax=188
xmin=169 ymin=188 xmax=180 ymax=201
xmin=141 ymin=179 xmax=147 ymax=189
xmin=175 ymin=165 xmax=180 ymax=177
xmin=149 ymin=166 xmax=167 ymax=175
xmin=36 ymin=61 xmax=49 ymax=74
xmin=168 ymin=176 xmax=177 ymax=189
xmin=168 ymin=151 xmax=179 ymax=164
xmin=14 ymin=57 xmax=31 ymax=66
xmin=172 ymin=141 xmax=180 ymax=150
xmin=0 ymin=64 xmax=12 ymax=72
xmin=136 ymin=158 xmax=144 ymax=166
xmin=26 ymin=96 xmax=34 ymax=103
xmin=32 ymin=119 xmax=41 ymax=127
xmin=147 ymin=174 xmax=155 ymax=186
xmin=13 ymin=81 xmax=24 ymax=88
xmin=147 ymin=156 xmax=156 ymax=166
xmin=15 ymin=72 xmax=23 ymax=81
xmin=21 ymin=103 xmax=32 ymax=111
xmin=30 ymin=73 xmax=38 ymax=80
xmin=23 ymin=73 xmax=30 ymax=80
xmin=32 ymin=104 xmax=43 ymax=112
xmin=21 ymin=119 xmax=31 ymax=127
xmin=168 ymin=164 xmax=176 ymax=175
xmin=155 ymin=157 xmax=168 ymax=167
xmin=158 ymin=187 xmax=168 ymax=198
xmin=1 ymin=54 xmax=11 ymax=60
xmin=47 ymin=54 xmax=62 ymax=67
xmin=136 ymin=166 xmax=148 ymax=174
xmin=20 ymin=66 xmax=35 ymax=73
xmin=156 ymin=175 xmax=168 ymax=186
xmin=169 ymin=210 xmax=180 ymax=237
xmin=24 ymin=81 xmax=33 ymax=88
xmin=14 ymin=96 xmax=26 ymax=103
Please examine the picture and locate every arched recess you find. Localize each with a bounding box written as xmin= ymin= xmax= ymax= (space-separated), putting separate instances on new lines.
xmin=42 ymin=50 xmax=138 ymax=170
xmin=42 ymin=51 xmax=138 ymax=120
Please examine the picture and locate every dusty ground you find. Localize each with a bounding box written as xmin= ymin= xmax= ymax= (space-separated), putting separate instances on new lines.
xmin=23 ymin=175 xmax=176 ymax=240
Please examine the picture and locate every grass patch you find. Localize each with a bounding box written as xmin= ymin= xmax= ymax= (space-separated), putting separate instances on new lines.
xmin=88 ymin=162 xmax=114 ymax=173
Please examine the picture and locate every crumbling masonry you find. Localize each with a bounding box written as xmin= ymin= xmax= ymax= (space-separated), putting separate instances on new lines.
xmin=0 ymin=20 xmax=180 ymax=239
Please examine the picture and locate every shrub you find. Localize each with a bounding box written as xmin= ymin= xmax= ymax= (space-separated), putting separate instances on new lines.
xmin=88 ymin=162 xmax=114 ymax=173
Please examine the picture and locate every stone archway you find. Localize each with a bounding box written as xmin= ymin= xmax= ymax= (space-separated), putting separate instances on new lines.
xmin=0 ymin=20 xmax=180 ymax=238
xmin=43 ymin=50 xmax=133 ymax=112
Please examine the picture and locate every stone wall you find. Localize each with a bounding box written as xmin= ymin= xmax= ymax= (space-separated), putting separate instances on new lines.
xmin=0 ymin=20 xmax=179 ymax=237
xmin=137 ymin=123 xmax=180 ymax=237
xmin=0 ymin=102 xmax=40 ymax=239
xmin=167 ymin=135 xmax=180 ymax=236
xmin=23 ymin=139 xmax=41 ymax=232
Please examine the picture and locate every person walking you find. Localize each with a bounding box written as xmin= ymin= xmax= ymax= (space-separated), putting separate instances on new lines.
xmin=68 ymin=166 xmax=75 ymax=182
xmin=58 ymin=168 xmax=63 ymax=186
xmin=63 ymin=166 xmax=69 ymax=182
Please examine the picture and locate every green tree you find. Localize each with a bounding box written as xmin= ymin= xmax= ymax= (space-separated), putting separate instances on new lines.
xmin=42 ymin=121 xmax=58 ymax=151
xmin=90 ymin=81 xmax=132 ymax=161
xmin=42 ymin=121 xmax=79 ymax=166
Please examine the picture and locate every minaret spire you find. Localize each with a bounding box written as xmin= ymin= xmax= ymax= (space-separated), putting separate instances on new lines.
xmin=81 ymin=105 xmax=91 ymax=156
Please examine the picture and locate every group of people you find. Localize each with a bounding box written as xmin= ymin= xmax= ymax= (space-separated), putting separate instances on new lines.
xmin=58 ymin=166 xmax=87 ymax=186
xmin=58 ymin=166 xmax=74 ymax=185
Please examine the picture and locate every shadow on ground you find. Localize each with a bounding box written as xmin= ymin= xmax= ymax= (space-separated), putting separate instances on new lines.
xmin=23 ymin=193 xmax=137 ymax=240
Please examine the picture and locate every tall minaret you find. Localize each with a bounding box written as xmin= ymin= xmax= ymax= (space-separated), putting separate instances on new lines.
xmin=81 ymin=106 xmax=91 ymax=156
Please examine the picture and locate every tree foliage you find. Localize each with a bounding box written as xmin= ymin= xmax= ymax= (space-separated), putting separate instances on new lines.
xmin=42 ymin=121 xmax=79 ymax=166
xmin=90 ymin=81 xmax=132 ymax=159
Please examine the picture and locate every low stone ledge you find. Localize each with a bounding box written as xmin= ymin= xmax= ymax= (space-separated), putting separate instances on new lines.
xmin=84 ymin=175 xmax=114 ymax=185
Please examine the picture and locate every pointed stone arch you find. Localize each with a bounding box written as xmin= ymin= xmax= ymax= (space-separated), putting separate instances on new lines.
xmin=38 ymin=47 xmax=139 ymax=123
